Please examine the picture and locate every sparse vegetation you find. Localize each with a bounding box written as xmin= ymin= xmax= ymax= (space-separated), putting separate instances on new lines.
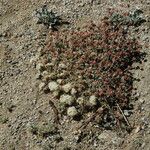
xmin=0 ymin=116 xmax=8 ymax=124
xmin=109 ymin=9 xmax=146 ymax=27
xmin=29 ymin=123 xmax=58 ymax=138
xmin=35 ymin=5 xmax=62 ymax=30
xmin=37 ymin=9 xmax=146 ymax=130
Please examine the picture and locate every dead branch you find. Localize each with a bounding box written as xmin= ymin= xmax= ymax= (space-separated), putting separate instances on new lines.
xmin=116 ymin=103 xmax=131 ymax=127
xmin=49 ymin=100 xmax=60 ymax=124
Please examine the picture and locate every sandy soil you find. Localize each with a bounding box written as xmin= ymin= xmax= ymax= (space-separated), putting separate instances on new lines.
xmin=0 ymin=0 xmax=150 ymax=150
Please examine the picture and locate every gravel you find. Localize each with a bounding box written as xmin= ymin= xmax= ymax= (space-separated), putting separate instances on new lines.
xmin=62 ymin=83 xmax=72 ymax=93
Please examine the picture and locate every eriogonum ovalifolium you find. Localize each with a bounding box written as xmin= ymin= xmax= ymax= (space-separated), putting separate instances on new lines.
xmin=39 ymin=11 xmax=146 ymax=129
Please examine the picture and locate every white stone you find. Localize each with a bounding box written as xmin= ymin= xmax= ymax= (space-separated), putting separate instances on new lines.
xmin=39 ymin=82 xmax=45 ymax=91
xmin=30 ymin=53 xmax=40 ymax=64
xmin=89 ymin=95 xmax=97 ymax=106
xmin=37 ymin=47 xmax=42 ymax=53
xmin=123 ymin=110 xmax=131 ymax=117
xmin=42 ymin=71 xmax=49 ymax=76
xmin=67 ymin=106 xmax=78 ymax=117
xmin=48 ymin=81 xmax=59 ymax=91
xmin=35 ymin=72 xmax=41 ymax=79
xmin=78 ymin=76 xmax=82 ymax=79
xmin=36 ymin=63 xmax=44 ymax=71
xmin=58 ymin=71 xmax=67 ymax=78
xmin=58 ymin=63 xmax=66 ymax=69
xmin=35 ymin=52 xmax=41 ymax=59
xmin=62 ymin=83 xmax=72 ymax=93
xmin=60 ymin=94 xmax=74 ymax=106
xmin=57 ymin=79 xmax=63 ymax=84
xmin=71 ymin=88 xmax=77 ymax=95
xmin=46 ymin=63 xmax=54 ymax=67
xmin=139 ymin=99 xmax=145 ymax=104
xmin=30 ymin=57 xmax=37 ymax=64
xmin=134 ymin=126 xmax=141 ymax=133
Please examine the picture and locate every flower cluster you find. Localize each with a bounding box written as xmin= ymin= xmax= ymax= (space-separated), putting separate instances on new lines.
xmin=40 ymin=11 xmax=146 ymax=129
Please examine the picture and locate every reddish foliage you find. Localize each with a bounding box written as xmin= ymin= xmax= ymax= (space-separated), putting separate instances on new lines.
xmin=42 ymin=12 xmax=146 ymax=129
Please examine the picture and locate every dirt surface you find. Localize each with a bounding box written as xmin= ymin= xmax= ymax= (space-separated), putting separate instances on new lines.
xmin=0 ymin=0 xmax=150 ymax=150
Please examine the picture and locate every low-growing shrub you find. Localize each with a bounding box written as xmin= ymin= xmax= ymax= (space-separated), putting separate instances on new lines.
xmin=38 ymin=10 xmax=146 ymax=130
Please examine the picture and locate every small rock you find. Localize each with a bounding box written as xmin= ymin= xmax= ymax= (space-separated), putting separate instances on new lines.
xmin=30 ymin=56 xmax=38 ymax=64
xmin=37 ymin=47 xmax=42 ymax=53
xmin=35 ymin=73 xmax=41 ymax=79
xmin=71 ymin=88 xmax=77 ymax=95
xmin=36 ymin=63 xmax=44 ymax=71
xmin=89 ymin=95 xmax=97 ymax=106
xmin=57 ymin=79 xmax=63 ymax=84
xmin=93 ymin=141 xmax=97 ymax=147
xmin=62 ymin=83 xmax=72 ymax=93
xmin=60 ymin=94 xmax=74 ymax=106
xmin=134 ymin=126 xmax=141 ymax=133
xmin=78 ymin=76 xmax=82 ymax=79
xmin=39 ymin=82 xmax=45 ymax=91
xmin=48 ymin=81 xmax=59 ymax=91
xmin=58 ymin=63 xmax=67 ymax=69
xmin=123 ymin=110 xmax=131 ymax=117
xmin=139 ymin=99 xmax=145 ymax=104
xmin=67 ymin=106 xmax=78 ymax=117
xmin=42 ymin=71 xmax=49 ymax=76
xmin=57 ymin=71 xmax=67 ymax=78
xmin=35 ymin=52 xmax=41 ymax=59
xmin=141 ymin=142 xmax=146 ymax=149
xmin=46 ymin=63 xmax=54 ymax=67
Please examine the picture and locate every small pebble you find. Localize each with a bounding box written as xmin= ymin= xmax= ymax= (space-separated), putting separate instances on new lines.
xmin=46 ymin=63 xmax=54 ymax=67
xmin=139 ymin=99 xmax=145 ymax=104
xmin=123 ymin=110 xmax=131 ymax=117
xmin=58 ymin=63 xmax=67 ymax=69
xmin=57 ymin=79 xmax=63 ymax=84
xmin=42 ymin=71 xmax=49 ymax=76
xmin=76 ymin=97 xmax=85 ymax=105
xmin=39 ymin=82 xmax=45 ymax=91
xmin=36 ymin=63 xmax=44 ymax=71
xmin=135 ymin=126 xmax=141 ymax=133
xmin=30 ymin=57 xmax=37 ymax=64
xmin=71 ymin=88 xmax=77 ymax=95
xmin=35 ymin=73 xmax=41 ymax=79
xmin=62 ymin=83 xmax=72 ymax=93
xmin=89 ymin=95 xmax=97 ymax=106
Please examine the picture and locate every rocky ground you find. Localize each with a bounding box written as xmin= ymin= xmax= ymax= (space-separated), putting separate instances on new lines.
xmin=0 ymin=0 xmax=150 ymax=150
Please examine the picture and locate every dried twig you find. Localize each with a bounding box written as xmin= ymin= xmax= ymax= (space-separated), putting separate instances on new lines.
xmin=49 ymin=100 xmax=60 ymax=124
xmin=116 ymin=103 xmax=131 ymax=127
xmin=78 ymin=107 xmax=104 ymax=130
